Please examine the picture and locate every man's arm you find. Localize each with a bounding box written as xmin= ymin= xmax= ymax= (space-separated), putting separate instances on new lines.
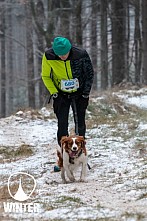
xmin=82 ymin=50 xmax=94 ymax=95
xmin=41 ymin=54 xmax=58 ymax=95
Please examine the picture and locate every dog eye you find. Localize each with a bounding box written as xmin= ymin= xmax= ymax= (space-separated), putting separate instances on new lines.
xmin=68 ymin=141 xmax=73 ymax=146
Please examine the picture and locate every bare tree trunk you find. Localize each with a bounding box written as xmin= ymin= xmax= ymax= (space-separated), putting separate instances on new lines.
xmin=5 ymin=3 xmax=14 ymax=116
xmin=111 ymin=0 xmax=126 ymax=85
xmin=55 ymin=0 xmax=71 ymax=38
xmin=100 ymin=0 xmax=108 ymax=89
xmin=36 ymin=0 xmax=47 ymax=107
xmin=75 ymin=0 xmax=82 ymax=45
xmin=141 ymin=0 xmax=147 ymax=84
xmin=30 ymin=0 xmax=57 ymax=107
xmin=125 ymin=0 xmax=130 ymax=81
xmin=26 ymin=5 xmax=35 ymax=108
xmin=90 ymin=0 xmax=98 ymax=90
xmin=134 ymin=0 xmax=142 ymax=83
xmin=0 ymin=4 xmax=6 ymax=117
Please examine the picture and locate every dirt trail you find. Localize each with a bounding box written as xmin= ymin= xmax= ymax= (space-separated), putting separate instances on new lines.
xmin=0 ymin=109 xmax=147 ymax=221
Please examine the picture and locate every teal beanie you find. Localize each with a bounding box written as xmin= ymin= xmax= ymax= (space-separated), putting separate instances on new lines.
xmin=52 ymin=37 xmax=71 ymax=56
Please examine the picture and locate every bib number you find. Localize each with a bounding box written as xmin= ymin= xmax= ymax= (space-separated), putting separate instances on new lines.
xmin=61 ymin=78 xmax=79 ymax=91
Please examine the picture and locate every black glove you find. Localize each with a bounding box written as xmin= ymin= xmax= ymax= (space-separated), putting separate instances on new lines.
xmin=82 ymin=94 xmax=89 ymax=99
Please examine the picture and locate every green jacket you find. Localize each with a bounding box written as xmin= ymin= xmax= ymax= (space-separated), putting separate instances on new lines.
xmin=41 ymin=46 xmax=94 ymax=95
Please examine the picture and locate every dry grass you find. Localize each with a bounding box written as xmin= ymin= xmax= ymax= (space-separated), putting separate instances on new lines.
xmin=87 ymin=91 xmax=147 ymax=128
xmin=14 ymin=144 xmax=34 ymax=157
xmin=138 ymin=193 xmax=147 ymax=200
xmin=0 ymin=144 xmax=34 ymax=161
xmin=86 ymin=90 xmax=147 ymax=152
xmin=14 ymin=107 xmax=54 ymax=121
xmin=133 ymin=142 xmax=147 ymax=159
xmin=122 ymin=212 xmax=145 ymax=221
xmin=0 ymin=184 xmax=13 ymax=201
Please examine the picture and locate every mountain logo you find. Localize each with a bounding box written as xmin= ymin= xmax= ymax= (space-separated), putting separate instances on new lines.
xmin=8 ymin=172 xmax=36 ymax=202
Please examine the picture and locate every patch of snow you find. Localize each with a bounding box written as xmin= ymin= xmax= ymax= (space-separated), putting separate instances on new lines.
xmin=0 ymin=88 xmax=147 ymax=220
xmin=127 ymin=95 xmax=147 ymax=109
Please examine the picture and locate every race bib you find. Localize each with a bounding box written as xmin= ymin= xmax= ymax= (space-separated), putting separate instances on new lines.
xmin=61 ymin=78 xmax=79 ymax=91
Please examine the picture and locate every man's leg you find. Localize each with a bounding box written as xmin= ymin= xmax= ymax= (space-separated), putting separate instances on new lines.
xmin=53 ymin=95 xmax=71 ymax=145
xmin=74 ymin=96 xmax=89 ymax=137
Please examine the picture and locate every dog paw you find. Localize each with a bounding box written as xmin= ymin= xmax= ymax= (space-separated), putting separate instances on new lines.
xmin=79 ymin=179 xmax=85 ymax=182
xmin=62 ymin=179 xmax=67 ymax=184
xmin=69 ymin=177 xmax=75 ymax=182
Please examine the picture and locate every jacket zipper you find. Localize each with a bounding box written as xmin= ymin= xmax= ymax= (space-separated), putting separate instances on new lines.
xmin=64 ymin=61 xmax=70 ymax=79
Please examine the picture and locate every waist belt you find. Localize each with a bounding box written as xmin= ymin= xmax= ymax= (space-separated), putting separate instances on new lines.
xmin=58 ymin=90 xmax=81 ymax=99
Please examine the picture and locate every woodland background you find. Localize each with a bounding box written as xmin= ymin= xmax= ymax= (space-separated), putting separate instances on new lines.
xmin=0 ymin=0 xmax=147 ymax=117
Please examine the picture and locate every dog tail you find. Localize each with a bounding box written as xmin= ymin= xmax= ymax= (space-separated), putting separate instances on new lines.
xmin=57 ymin=150 xmax=63 ymax=168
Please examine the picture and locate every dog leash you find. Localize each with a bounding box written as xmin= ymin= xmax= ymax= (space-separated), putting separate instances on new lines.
xmin=71 ymin=97 xmax=79 ymax=136
xmin=71 ymin=97 xmax=91 ymax=170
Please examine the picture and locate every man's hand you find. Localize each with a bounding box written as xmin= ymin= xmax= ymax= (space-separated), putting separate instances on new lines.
xmin=82 ymin=94 xmax=89 ymax=99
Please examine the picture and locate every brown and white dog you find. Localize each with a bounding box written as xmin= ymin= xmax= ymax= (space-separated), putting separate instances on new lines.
xmin=57 ymin=136 xmax=87 ymax=183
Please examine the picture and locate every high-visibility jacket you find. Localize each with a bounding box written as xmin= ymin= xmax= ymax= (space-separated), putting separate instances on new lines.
xmin=41 ymin=46 xmax=94 ymax=95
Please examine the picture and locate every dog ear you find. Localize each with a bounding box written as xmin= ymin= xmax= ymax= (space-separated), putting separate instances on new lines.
xmin=78 ymin=136 xmax=87 ymax=155
xmin=60 ymin=136 xmax=69 ymax=148
xmin=78 ymin=136 xmax=86 ymax=148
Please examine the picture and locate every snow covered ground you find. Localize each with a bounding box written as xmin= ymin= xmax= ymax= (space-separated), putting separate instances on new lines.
xmin=0 ymin=87 xmax=147 ymax=221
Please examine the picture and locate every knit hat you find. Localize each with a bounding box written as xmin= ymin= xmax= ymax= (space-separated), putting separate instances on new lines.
xmin=52 ymin=37 xmax=71 ymax=56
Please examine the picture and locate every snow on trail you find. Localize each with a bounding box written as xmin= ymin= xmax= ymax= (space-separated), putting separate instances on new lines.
xmin=0 ymin=88 xmax=147 ymax=221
